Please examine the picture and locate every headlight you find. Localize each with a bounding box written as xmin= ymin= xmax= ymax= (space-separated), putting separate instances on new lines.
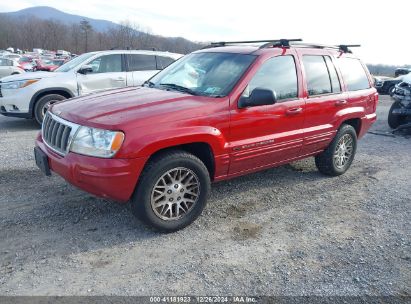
xmin=1 ymin=79 xmax=39 ymax=89
xmin=70 ymin=126 xmax=125 ymax=158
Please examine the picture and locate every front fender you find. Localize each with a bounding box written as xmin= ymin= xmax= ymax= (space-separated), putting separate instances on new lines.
xmin=117 ymin=126 xmax=227 ymax=159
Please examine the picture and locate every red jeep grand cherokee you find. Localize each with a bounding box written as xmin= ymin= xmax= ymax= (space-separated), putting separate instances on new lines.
xmin=34 ymin=39 xmax=378 ymax=232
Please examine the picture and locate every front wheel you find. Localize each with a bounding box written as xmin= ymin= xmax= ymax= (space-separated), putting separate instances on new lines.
xmin=130 ymin=150 xmax=211 ymax=232
xmin=34 ymin=94 xmax=66 ymax=125
xmin=315 ymin=124 xmax=357 ymax=176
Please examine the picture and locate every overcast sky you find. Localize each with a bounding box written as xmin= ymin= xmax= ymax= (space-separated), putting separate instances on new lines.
xmin=1 ymin=0 xmax=409 ymax=65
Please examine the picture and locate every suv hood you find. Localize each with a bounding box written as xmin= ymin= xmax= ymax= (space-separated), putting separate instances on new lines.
xmin=51 ymin=87 xmax=221 ymax=130
xmin=1 ymin=71 xmax=62 ymax=82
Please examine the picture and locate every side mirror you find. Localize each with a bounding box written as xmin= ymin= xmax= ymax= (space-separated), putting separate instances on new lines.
xmin=239 ymin=88 xmax=277 ymax=108
xmin=78 ymin=64 xmax=93 ymax=75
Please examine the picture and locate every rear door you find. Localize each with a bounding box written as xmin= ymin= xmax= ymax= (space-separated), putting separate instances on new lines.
xmin=337 ymin=57 xmax=376 ymax=118
xmin=125 ymin=54 xmax=158 ymax=86
xmin=228 ymin=53 xmax=306 ymax=174
xmin=77 ymin=54 xmax=127 ymax=95
xmin=297 ymin=50 xmax=348 ymax=154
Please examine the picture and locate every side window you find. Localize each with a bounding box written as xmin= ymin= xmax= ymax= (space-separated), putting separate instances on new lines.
xmin=324 ymin=56 xmax=341 ymax=93
xmin=0 ymin=59 xmax=11 ymax=66
xmin=244 ymin=56 xmax=298 ymax=101
xmin=338 ymin=58 xmax=370 ymax=91
xmin=156 ymin=56 xmax=175 ymax=69
xmin=127 ymin=54 xmax=156 ymax=71
xmin=88 ymin=55 xmax=122 ymax=73
xmin=303 ymin=55 xmax=332 ymax=96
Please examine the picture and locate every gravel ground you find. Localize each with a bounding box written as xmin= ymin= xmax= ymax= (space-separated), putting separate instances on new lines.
xmin=0 ymin=95 xmax=409 ymax=296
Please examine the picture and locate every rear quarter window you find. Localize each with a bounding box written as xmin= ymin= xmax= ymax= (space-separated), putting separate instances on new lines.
xmin=127 ymin=54 xmax=157 ymax=71
xmin=157 ymin=56 xmax=175 ymax=69
xmin=338 ymin=58 xmax=370 ymax=91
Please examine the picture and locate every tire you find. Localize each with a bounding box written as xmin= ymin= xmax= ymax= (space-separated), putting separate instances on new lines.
xmin=315 ymin=124 xmax=357 ymax=176
xmin=130 ymin=150 xmax=211 ymax=232
xmin=388 ymin=101 xmax=406 ymax=129
xmin=34 ymin=94 xmax=66 ymax=125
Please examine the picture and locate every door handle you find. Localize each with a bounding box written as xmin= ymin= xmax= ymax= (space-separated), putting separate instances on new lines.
xmin=285 ymin=107 xmax=303 ymax=115
xmin=114 ymin=78 xmax=125 ymax=82
xmin=335 ymin=100 xmax=348 ymax=106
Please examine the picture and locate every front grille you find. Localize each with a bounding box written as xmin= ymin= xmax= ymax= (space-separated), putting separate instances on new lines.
xmin=42 ymin=113 xmax=73 ymax=155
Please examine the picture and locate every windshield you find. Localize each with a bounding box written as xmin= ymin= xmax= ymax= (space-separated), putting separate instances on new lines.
xmin=55 ymin=53 xmax=95 ymax=72
xmin=147 ymin=52 xmax=256 ymax=97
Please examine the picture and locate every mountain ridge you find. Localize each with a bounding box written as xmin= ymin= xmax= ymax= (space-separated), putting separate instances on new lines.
xmin=0 ymin=6 xmax=119 ymax=32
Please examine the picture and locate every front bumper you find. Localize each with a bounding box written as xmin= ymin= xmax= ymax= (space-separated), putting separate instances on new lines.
xmin=35 ymin=134 xmax=148 ymax=202
xmin=0 ymin=87 xmax=33 ymax=118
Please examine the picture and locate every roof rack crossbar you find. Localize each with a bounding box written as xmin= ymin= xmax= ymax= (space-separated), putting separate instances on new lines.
xmin=338 ymin=44 xmax=361 ymax=53
xmin=205 ymin=39 xmax=302 ymax=49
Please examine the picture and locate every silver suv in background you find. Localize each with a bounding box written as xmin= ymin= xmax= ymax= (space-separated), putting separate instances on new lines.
xmin=0 ymin=58 xmax=25 ymax=78
xmin=0 ymin=50 xmax=182 ymax=124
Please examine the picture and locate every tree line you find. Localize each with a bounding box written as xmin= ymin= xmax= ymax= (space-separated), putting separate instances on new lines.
xmin=367 ymin=64 xmax=411 ymax=77
xmin=0 ymin=16 xmax=203 ymax=54
xmin=0 ymin=15 xmax=408 ymax=77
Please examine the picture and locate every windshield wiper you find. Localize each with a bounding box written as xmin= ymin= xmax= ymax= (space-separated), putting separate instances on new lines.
xmin=159 ymin=83 xmax=198 ymax=95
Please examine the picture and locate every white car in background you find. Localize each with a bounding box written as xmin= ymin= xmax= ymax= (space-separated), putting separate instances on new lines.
xmin=0 ymin=50 xmax=182 ymax=124
xmin=0 ymin=58 xmax=25 ymax=78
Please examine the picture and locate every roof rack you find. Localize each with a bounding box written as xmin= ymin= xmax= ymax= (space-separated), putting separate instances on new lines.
xmin=203 ymin=39 xmax=303 ymax=49
xmin=281 ymin=42 xmax=361 ymax=53
xmin=203 ymin=39 xmax=360 ymax=53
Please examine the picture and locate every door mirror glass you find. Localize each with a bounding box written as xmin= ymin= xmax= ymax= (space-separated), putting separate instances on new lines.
xmin=239 ymin=88 xmax=277 ymax=108
xmin=78 ymin=64 xmax=93 ymax=75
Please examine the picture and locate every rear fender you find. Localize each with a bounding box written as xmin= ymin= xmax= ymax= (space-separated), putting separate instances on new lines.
xmin=334 ymin=106 xmax=365 ymax=129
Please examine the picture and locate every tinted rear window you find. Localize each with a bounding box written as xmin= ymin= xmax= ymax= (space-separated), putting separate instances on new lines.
xmin=338 ymin=58 xmax=370 ymax=91
xmin=127 ymin=54 xmax=157 ymax=71
xmin=303 ymin=55 xmax=332 ymax=95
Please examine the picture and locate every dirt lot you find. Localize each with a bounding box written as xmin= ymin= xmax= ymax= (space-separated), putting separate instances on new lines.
xmin=0 ymin=95 xmax=409 ymax=296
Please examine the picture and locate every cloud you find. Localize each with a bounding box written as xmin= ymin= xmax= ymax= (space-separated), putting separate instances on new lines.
xmin=0 ymin=0 xmax=410 ymax=64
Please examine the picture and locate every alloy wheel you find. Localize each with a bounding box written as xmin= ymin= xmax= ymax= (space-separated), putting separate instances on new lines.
xmin=150 ymin=167 xmax=200 ymax=221
xmin=333 ymin=134 xmax=354 ymax=169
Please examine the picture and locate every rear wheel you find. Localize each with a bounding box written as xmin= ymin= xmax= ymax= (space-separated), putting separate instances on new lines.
xmin=34 ymin=94 xmax=66 ymax=125
xmin=388 ymin=100 xmax=406 ymax=129
xmin=315 ymin=124 xmax=357 ymax=176
xmin=130 ymin=150 xmax=211 ymax=232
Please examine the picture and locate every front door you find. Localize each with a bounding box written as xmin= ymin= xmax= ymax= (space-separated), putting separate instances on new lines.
xmin=229 ymin=54 xmax=305 ymax=175
xmin=77 ymin=54 xmax=127 ymax=95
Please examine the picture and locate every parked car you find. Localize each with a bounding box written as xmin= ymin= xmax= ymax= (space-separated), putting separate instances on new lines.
xmin=34 ymin=59 xmax=59 ymax=72
xmin=4 ymin=53 xmax=21 ymax=60
xmin=0 ymin=50 xmax=182 ymax=124
xmin=394 ymin=67 xmax=411 ymax=77
xmin=0 ymin=58 xmax=25 ymax=78
xmin=33 ymin=40 xmax=378 ymax=232
xmin=376 ymin=75 xmax=404 ymax=96
xmin=389 ymin=74 xmax=411 ymax=129
xmin=18 ymin=56 xmax=35 ymax=71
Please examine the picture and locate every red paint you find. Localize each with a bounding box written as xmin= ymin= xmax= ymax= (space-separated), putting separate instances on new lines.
xmin=35 ymin=46 xmax=377 ymax=202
